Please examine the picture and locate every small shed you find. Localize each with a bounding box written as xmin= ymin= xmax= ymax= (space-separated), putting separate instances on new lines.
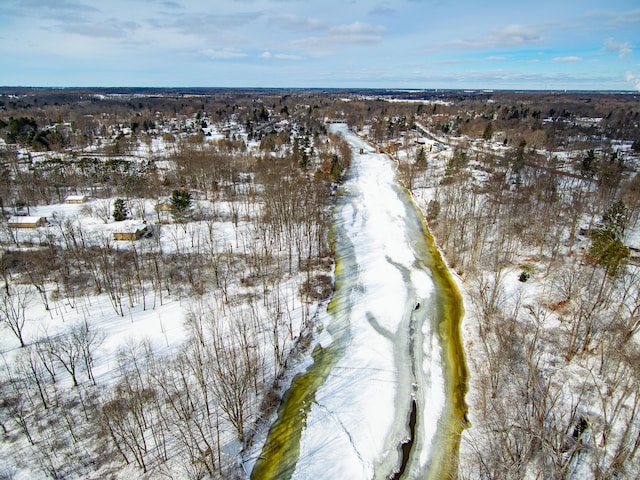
xmin=154 ymin=202 xmax=172 ymax=213
xmin=155 ymin=201 xmax=173 ymax=224
xmin=65 ymin=195 xmax=88 ymax=204
xmin=113 ymin=223 xmax=149 ymax=241
xmin=8 ymin=216 xmax=48 ymax=228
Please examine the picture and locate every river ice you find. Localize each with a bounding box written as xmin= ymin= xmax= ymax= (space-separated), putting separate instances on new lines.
xmin=290 ymin=125 xmax=446 ymax=479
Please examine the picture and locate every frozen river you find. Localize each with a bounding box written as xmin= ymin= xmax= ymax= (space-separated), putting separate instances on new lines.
xmin=251 ymin=124 xmax=466 ymax=479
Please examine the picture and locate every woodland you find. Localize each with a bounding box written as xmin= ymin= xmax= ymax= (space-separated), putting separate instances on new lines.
xmin=0 ymin=87 xmax=639 ymax=479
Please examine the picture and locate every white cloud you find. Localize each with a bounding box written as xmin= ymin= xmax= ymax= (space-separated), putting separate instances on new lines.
xmin=494 ymin=24 xmax=541 ymax=46
xmin=287 ymin=36 xmax=333 ymax=57
xmin=625 ymin=72 xmax=640 ymax=91
xmin=552 ymin=56 xmax=582 ymax=63
xmin=603 ymin=8 xmax=640 ymax=26
xmin=436 ymin=58 xmax=480 ymax=65
xmin=603 ymin=38 xmax=632 ymax=59
xmin=327 ymin=22 xmax=386 ymax=44
xmin=288 ymin=21 xmax=386 ymax=55
xmin=269 ymin=14 xmax=325 ymax=32
xmin=148 ymin=12 xmax=258 ymax=39
xmin=275 ymin=53 xmax=302 ymax=60
xmin=486 ymin=56 xmax=505 ymax=61
xmin=63 ymin=18 xmax=139 ymax=39
xmin=260 ymin=51 xmax=302 ymax=60
xmin=200 ymin=48 xmax=247 ymax=59
xmin=368 ymin=5 xmax=396 ymax=16
xmin=7 ymin=0 xmax=100 ymax=16
xmin=451 ymin=24 xmax=542 ymax=49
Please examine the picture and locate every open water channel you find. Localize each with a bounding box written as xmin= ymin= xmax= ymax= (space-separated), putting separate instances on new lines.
xmin=251 ymin=124 xmax=467 ymax=479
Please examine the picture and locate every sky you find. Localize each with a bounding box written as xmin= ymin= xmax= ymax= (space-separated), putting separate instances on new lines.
xmin=0 ymin=0 xmax=639 ymax=90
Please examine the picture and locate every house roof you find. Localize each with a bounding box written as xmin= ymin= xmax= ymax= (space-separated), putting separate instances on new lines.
xmin=113 ymin=221 xmax=146 ymax=233
xmin=8 ymin=216 xmax=46 ymax=224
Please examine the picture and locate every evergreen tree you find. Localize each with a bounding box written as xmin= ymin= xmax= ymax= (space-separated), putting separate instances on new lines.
xmin=4 ymin=117 xmax=38 ymax=145
xmin=330 ymin=155 xmax=341 ymax=181
xmin=580 ymin=149 xmax=597 ymax=179
xmin=112 ymin=198 xmax=128 ymax=222
xmin=588 ymin=229 xmax=629 ymax=277
xmin=588 ymin=200 xmax=630 ymax=276
xmin=601 ymin=199 xmax=629 ymax=239
xmin=170 ymin=189 xmax=192 ymax=222
xmin=482 ymin=121 xmax=494 ymax=141
xmin=415 ymin=146 xmax=427 ymax=167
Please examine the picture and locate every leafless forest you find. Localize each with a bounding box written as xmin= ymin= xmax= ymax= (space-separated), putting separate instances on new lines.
xmin=0 ymin=89 xmax=351 ymax=479
xmin=383 ymin=91 xmax=640 ymax=479
xmin=1 ymin=88 xmax=639 ymax=479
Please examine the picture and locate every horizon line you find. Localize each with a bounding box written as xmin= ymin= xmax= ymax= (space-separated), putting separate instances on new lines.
xmin=1 ymin=86 xmax=638 ymax=94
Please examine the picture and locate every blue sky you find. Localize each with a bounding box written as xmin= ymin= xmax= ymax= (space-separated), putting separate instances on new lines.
xmin=0 ymin=0 xmax=639 ymax=90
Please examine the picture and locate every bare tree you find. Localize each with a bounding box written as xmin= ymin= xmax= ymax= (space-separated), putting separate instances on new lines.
xmin=71 ymin=320 xmax=103 ymax=386
xmin=14 ymin=347 xmax=53 ymax=410
xmin=45 ymin=330 xmax=82 ymax=387
xmin=0 ymin=283 xmax=34 ymax=348
xmin=93 ymin=198 xmax=112 ymax=224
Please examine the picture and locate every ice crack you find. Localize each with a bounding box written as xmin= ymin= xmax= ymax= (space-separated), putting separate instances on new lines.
xmin=314 ymin=401 xmax=369 ymax=474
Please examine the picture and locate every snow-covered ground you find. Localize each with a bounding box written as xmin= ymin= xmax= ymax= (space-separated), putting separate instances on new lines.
xmin=1 ymin=200 xmax=186 ymax=362
xmin=0 ymin=138 xmax=334 ymax=478
xmin=391 ymin=118 xmax=640 ymax=478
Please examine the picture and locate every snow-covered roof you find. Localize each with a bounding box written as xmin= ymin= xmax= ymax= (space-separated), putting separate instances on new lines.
xmin=8 ymin=216 xmax=46 ymax=224
xmin=113 ymin=221 xmax=146 ymax=233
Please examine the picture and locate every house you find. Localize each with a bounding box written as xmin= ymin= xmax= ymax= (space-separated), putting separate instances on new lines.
xmin=154 ymin=201 xmax=173 ymax=224
xmin=113 ymin=223 xmax=149 ymax=241
xmin=65 ymin=195 xmax=88 ymax=204
xmin=154 ymin=202 xmax=172 ymax=213
xmin=8 ymin=216 xmax=48 ymax=228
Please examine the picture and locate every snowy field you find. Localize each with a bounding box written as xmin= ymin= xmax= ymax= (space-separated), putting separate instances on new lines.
xmin=0 ymin=134 xmax=338 ymax=478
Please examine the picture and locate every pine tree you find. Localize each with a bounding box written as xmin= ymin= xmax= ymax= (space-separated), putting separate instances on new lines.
xmin=112 ymin=198 xmax=128 ymax=222
xmin=415 ymin=146 xmax=427 ymax=167
xmin=330 ymin=155 xmax=341 ymax=181
xmin=170 ymin=189 xmax=192 ymax=222
xmin=588 ymin=229 xmax=629 ymax=277
xmin=580 ymin=149 xmax=597 ymax=179
xmin=482 ymin=121 xmax=494 ymax=141
xmin=588 ymin=200 xmax=630 ymax=276
xmin=601 ymin=200 xmax=629 ymax=239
